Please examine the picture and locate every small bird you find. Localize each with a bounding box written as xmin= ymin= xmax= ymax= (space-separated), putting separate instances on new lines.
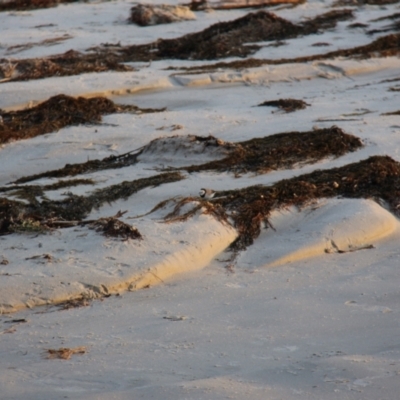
xmin=199 ymin=188 xmax=216 ymax=199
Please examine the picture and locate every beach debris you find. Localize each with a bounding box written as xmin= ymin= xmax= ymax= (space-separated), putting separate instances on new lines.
xmin=4 ymin=318 xmax=27 ymax=323
xmin=0 ymin=0 xmax=78 ymax=11
xmin=156 ymin=124 xmax=184 ymax=131
xmin=57 ymin=298 xmax=90 ymax=310
xmin=382 ymin=109 xmax=400 ymax=115
xmin=325 ymin=243 xmax=374 ymax=254
xmin=11 ymin=135 xmax=231 ymax=183
xmin=333 ymin=0 xmax=400 ymax=6
xmin=129 ymin=4 xmax=195 ymax=26
xmin=0 ymin=94 xmax=165 ymax=145
xmin=25 ymin=253 xmax=54 ymax=263
xmin=88 ymin=211 xmax=142 ymax=240
xmin=45 ymin=346 xmax=86 ymax=360
xmin=188 ymin=0 xmax=305 ymax=10
xmin=0 ymin=318 xmax=27 ymax=335
xmin=163 ymin=315 xmax=188 ymax=321
xmin=135 ymin=9 xmax=353 ymax=61
xmin=0 ymin=326 xmax=17 ymax=334
xmin=172 ymin=32 xmax=400 ymax=73
xmin=6 ymin=34 xmax=73 ymax=56
xmin=367 ymin=12 xmax=400 ymax=35
xmin=0 ymin=172 xmax=184 ymax=235
xmin=0 ymin=51 xmax=133 ymax=83
xmin=258 ymin=98 xmax=311 ymax=113
xmin=181 ymin=126 xmax=363 ymax=175
xmin=155 ymin=156 xmax=400 ymax=250
xmin=0 ymin=9 xmax=356 ymax=82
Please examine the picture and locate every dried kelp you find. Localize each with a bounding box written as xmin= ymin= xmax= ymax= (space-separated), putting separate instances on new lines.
xmin=382 ymin=110 xmax=400 ymax=115
xmin=162 ymin=156 xmax=400 ymax=251
xmin=188 ymin=0 xmax=306 ymax=10
xmin=1 ymin=9 xmax=355 ymax=82
xmin=171 ymin=33 xmax=400 ymax=73
xmin=6 ymin=35 xmax=73 ymax=56
xmin=333 ymin=0 xmax=400 ymax=6
xmin=182 ymin=126 xmax=363 ymax=175
xmin=258 ymin=98 xmax=310 ymax=113
xmin=12 ymin=151 xmax=142 ymax=185
xmin=0 ymin=0 xmax=78 ymax=12
xmin=88 ymin=211 xmax=142 ymax=240
xmin=0 ymin=50 xmax=132 ymax=82
xmin=122 ymin=9 xmax=353 ymax=61
xmin=368 ymin=12 xmax=400 ymax=35
xmin=45 ymin=346 xmax=86 ymax=360
xmin=58 ymin=297 xmax=90 ymax=310
xmin=0 ymin=172 xmax=184 ymax=235
xmin=12 ymin=134 xmax=230 ymax=184
xmin=0 ymin=94 xmax=165 ymax=146
xmin=0 ymin=179 xmax=95 ymax=203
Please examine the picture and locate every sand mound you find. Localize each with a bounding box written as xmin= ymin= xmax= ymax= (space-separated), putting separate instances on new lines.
xmin=0 ymin=212 xmax=237 ymax=313
xmin=137 ymin=135 xmax=236 ymax=167
xmin=240 ymin=198 xmax=400 ymax=268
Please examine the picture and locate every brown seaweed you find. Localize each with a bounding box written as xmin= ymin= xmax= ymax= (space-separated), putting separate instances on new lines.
xmin=0 ymin=172 xmax=184 ymax=235
xmin=1 ymin=10 xmax=355 ymax=82
xmin=257 ymin=98 xmax=310 ymax=112
xmin=0 ymin=94 xmax=165 ymax=146
xmin=182 ymin=126 xmax=363 ymax=175
xmin=163 ymin=156 xmax=400 ymax=251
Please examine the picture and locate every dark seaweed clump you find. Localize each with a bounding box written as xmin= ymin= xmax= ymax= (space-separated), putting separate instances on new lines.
xmin=182 ymin=126 xmax=363 ymax=175
xmin=0 ymin=94 xmax=165 ymax=146
xmin=258 ymin=98 xmax=310 ymax=113
xmin=88 ymin=211 xmax=142 ymax=240
xmin=163 ymin=156 xmax=400 ymax=251
xmin=334 ymin=0 xmax=400 ymax=6
xmin=12 ymin=151 xmax=143 ymax=185
xmin=118 ymin=9 xmax=353 ymax=61
xmin=0 ymin=0 xmax=78 ymax=11
xmin=172 ymin=33 xmax=400 ymax=73
xmin=0 ymin=172 xmax=184 ymax=235
xmin=1 ymin=10 xmax=354 ymax=82
xmin=0 ymin=50 xmax=133 ymax=82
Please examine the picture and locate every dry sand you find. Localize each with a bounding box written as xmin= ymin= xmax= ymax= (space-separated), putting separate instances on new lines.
xmin=1 ymin=0 xmax=400 ymax=398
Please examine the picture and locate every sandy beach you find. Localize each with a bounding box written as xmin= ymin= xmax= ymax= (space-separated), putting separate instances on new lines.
xmin=1 ymin=0 xmax=400 ymax=398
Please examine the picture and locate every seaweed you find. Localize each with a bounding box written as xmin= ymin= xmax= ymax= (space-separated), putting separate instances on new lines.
xmin=333 ymin=0 xmax=400 ymax=6
xmin=120 ymin=9 xmax=353 ymax=61
xmin=181 ymin=126 xmax=363 ymax=175
xmin=382 ymin=110 xmax=400 ymax=115
xmin=0 ymin=172 xmax=184 ymax=235
xmin=170 ymin=33 xmax=400 ymax=73
xmin=0 ymin=50 xmax=132 ymax=82
xmin=0 ymin=0 xmax=79 ymax=12
xmin=187 ymin=0 xmax=306 ymax=10
xmin=257 ymin=98 xmax=310 ymax=113
xmin=88 ymin=211 xmax=142 ymax=240
xmin=0 ymin=179 xmax=95 ymax=202
xmin=368 ymin=12 xmax=400 ymax=35
xmin=161 ymin=156 xmax=400 ymax=251
xmin=12 ymin=151 xmax=142 ymax=184
xmin=11 ymin=134 xmax=230 ymax=184
xmin=0 ymin=94 xmax=165 ymax=146
xmin=1 ymin=9 xmax=355 ymax=82
xmin=45 ymin=346 xmax=86 ymax=360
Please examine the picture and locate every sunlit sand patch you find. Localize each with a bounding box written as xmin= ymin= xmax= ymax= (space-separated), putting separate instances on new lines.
xmin=0 ymin=211 xmax=237 ymax=313
xmin=241 ymin=198 xmax=400 ymax=268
